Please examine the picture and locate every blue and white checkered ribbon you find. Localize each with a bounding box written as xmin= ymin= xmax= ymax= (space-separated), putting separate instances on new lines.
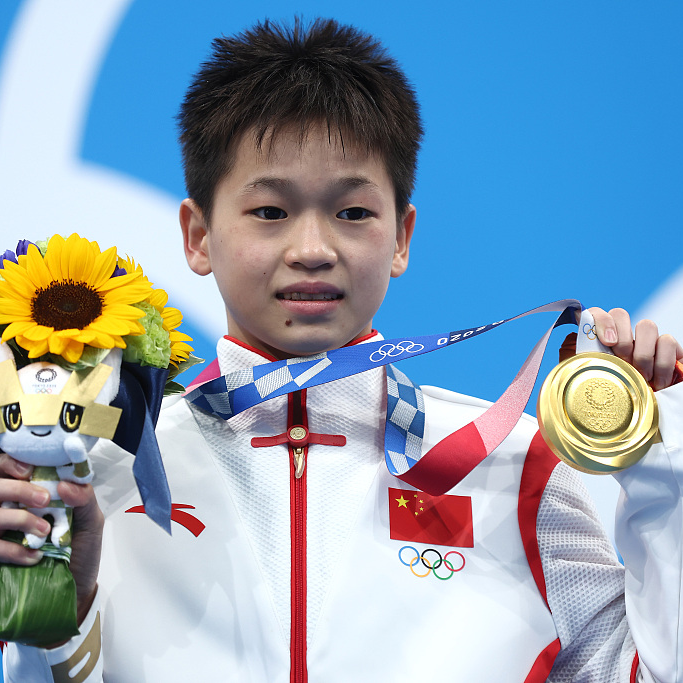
xmin=185 ymin=299 xmax=584 ymax=482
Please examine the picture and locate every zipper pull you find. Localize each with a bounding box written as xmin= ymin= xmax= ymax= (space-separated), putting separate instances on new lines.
xmin=293 ymin=447 xmax=305 ymax=478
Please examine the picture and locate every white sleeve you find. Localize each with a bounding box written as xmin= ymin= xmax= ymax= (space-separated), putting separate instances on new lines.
xmin=614 ymin=381 xmax=683 ymax=683
xmin=538 ymin=462 xmax=637 ymax=682
xmin=3 ymin=589 xmax=103 ymax=683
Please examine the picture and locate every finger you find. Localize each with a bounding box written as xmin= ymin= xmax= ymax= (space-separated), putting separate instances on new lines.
xmin=559 ymin=332 xmax=577 ymax=362
xmin=58 ymin=481 xmax=98 ymax=510
xmin=0 ymin=452 xmax=34 ymax=480
xmin=652 ymin=334 xmax=683 ymax=391
xmin=608 ymin=308 xmax=635 ymax=361
xmin=58 ymin=482 xmax=104 ymax=550
xmin=0 ymin=538 xmax=44 ymax=566
xmin=632 ymin=319 xmax=659 ymax=382
xmin=0 ymin=506 xmax=51 ymax=541
xmin=0 ymin=478 xmax=50 ymax=509
xmin=589 ymin=307 xmax=621 ymax=349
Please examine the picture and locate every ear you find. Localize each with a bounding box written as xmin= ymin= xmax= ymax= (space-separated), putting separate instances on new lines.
xmin=180 ymin=198 xmax=212 ymax=276
xmin=391 ymin=203 xmax=416 ymax=278
xmin=95 ymin=348 xmax=122 ymax=405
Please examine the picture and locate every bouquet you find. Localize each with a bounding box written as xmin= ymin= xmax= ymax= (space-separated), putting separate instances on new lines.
xmin=0 ymin=234 xmax=199 ymax=645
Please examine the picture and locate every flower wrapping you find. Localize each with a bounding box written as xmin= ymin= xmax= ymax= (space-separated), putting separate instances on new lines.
xmin=0 ymin=535 xmax=78 ymax=647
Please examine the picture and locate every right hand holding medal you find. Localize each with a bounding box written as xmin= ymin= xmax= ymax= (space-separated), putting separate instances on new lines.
xmin=538 ymin=307 xmax=683 ymax=475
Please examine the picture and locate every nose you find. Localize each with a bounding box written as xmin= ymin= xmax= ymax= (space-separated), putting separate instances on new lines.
xmin=284 ymin=213 xmax=338 ymax=270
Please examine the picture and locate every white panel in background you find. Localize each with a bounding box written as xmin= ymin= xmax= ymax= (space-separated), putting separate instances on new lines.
xmin=0 ymin=0 xmax=227 ymax=342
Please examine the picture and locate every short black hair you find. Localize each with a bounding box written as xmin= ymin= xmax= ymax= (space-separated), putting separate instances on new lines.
xmin=178 ymin=17 xmax=423 ymax=221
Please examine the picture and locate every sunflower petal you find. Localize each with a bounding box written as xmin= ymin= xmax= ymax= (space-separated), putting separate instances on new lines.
xmin=20 ymin=324 xmax=54 ymax=341
xmin=63 ymin=235 xmax=79 ymax=280
xmin=101 ymin=282 xmax=152 ymax=306
xmin=90 ymin=246 xmax=117 ymax=288
xmin=88 ymin=317 xmax=138 ymax=336
xmin=44 ymin=235 xmax=65 ymax=280
xmin=169 ymin=330 xmax=193 ymax=342
xmin=87 ymin=334 xmax=120 ymax=349
xmin=1 ymin=320 xmax=36 ymax=337
xmin=52 ymin=328 xmax=81 ymax=337
xmin=161 ymin=307 xmax=183 ymax=330
xmin=71 ymin=329 xmax=99 ymax=344
xmin=98 ymin=271 xmax=149 ymax=295
xmin=48 ymin=334 xmax=69 ymax=356
xmin=148 ymin=289 xmax=169 ymax=309
xmin=1 ymin=322 xmax=21 ymax=341
xmin=61 ymin=340 xmax=85 ymax=364
xmin=19 ymin=337 xmax=49 ymax=358
xmin=102 ymin=303 xmax=146 ymax=320
xmin=125 ymin=321 xmax=146 ymax=336
xmin=27 ymin=243 xmax=54 ymax=289
xmin=70 ymin=236 xmax=96 ymax=281
xmin=0 ymin=298 xmax=33 ymax=318
xmin=0 ymin=263 xmax=36 ymax=299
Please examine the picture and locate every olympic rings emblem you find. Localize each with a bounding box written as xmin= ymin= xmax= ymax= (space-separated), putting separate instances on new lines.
xmin=398 ymin=546 xmax=465 ymax=580
xmin=582 ymin=323 xmax=597 ymax=341
xmin=369 ymin=341 xmax=425 ymax=363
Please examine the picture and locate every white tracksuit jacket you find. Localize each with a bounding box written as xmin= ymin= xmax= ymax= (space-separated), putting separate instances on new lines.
xmin=5 ymin=333 xmax=683 ymax=682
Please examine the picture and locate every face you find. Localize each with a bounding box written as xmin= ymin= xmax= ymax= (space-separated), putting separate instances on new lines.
xmin=181 ymin=126 xmax=415 ymax=359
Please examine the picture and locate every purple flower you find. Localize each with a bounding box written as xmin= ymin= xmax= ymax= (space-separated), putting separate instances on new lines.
xmin=0 ymin=249 xmax=18 ymax=269
xmin=112 ymin=265 xmax=128 ymax=277
xmin=15 ymin=240 xmax=35 ymax=256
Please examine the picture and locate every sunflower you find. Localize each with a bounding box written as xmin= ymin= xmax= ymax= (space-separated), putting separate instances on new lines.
xmin=0 ymin=234 xmax=152 ymax=363
xmin=162 ymin=306 xmax=194 ymax=366
xmin=117 ymin=255 xmax=193 ymax=366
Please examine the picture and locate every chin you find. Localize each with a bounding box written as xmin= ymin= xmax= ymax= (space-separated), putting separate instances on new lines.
xmin=273 ymin=334 xmax=348 ymax=359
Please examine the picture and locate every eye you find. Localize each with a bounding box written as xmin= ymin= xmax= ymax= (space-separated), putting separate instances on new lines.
xmin=2 ymin=404 xmax=22 ymax=432
xmin=252 ymin=206 xmax=288 ymax=220
xmin=60 ymin=403 xmax=83 ymax=432
xmin=337 ymin=207 xmax=371 ymax=221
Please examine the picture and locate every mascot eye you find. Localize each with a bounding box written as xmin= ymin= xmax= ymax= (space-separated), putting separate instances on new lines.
xmin=2 ymin=404 xmax=22 ymax=432
xmin=60 ymin=403 xmax=83 ymax=432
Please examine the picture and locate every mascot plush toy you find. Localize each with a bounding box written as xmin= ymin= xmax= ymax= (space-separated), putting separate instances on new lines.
xmin=0 ymin=342 xmax=122 ymax=550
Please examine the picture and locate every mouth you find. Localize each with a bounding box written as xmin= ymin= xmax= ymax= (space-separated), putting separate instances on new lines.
xmin=30 ymin=430 xmax=51 ymax=437
xmin=277 ymin=292 xmax=343 ymax=301
xmin=276 ymin=285 xmax=344 ymax=317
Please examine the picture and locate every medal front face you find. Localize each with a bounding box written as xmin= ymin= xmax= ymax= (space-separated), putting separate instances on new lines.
xmin=537 ymin=352 xmax=659 ymax=474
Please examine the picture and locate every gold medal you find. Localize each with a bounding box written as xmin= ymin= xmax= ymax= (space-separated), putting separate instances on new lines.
xmin=537 ymin=352 xmax=659 ymax=474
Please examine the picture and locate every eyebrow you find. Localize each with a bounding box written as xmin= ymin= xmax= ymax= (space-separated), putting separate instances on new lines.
xmin=241 ymin=175 xmax=382 ymax=195
xmin=242 ymin=176 xmax=292 ymax=194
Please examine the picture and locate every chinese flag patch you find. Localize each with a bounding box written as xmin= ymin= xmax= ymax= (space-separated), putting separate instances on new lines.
xmin=388 ymin=487 xmax=473 ymax=548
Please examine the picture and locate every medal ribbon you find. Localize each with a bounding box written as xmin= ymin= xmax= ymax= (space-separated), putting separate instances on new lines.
xmin=185 ymin=299 xmax=585 ymax=494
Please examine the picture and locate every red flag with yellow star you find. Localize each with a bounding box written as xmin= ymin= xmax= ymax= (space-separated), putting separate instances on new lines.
xmin=388 ymin=488 xmax=473 ymax=547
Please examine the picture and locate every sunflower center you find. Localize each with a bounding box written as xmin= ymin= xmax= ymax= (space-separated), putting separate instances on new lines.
xmin=31 ymin=280 xmax=103 ymax=330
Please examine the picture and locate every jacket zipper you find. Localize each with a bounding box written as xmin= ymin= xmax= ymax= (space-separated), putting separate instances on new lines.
xmin=289 ymin=390 xmax=308 ymax=683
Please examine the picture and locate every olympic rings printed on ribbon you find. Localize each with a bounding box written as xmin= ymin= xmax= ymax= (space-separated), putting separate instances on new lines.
xmin=583 ymin=323 xmax=597 ymax=340
xmin=398 ymin=546 xmax=466 ymax=580
xmin=369 ymin=341 xmax=425 ymax=363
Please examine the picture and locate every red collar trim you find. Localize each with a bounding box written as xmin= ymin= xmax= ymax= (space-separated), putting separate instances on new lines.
xmin=347 ymin=329 xmax=380 ymax=346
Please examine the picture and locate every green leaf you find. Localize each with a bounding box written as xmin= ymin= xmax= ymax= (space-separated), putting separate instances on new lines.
xmin=47 ymin=345 xmax=111 ymax=371
xmin=163 ymin=380 xmax=188 ymax=397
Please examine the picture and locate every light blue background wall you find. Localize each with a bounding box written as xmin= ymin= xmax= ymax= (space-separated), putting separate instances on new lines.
xmin=1 ymin=1 xmax=681 ymax=672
